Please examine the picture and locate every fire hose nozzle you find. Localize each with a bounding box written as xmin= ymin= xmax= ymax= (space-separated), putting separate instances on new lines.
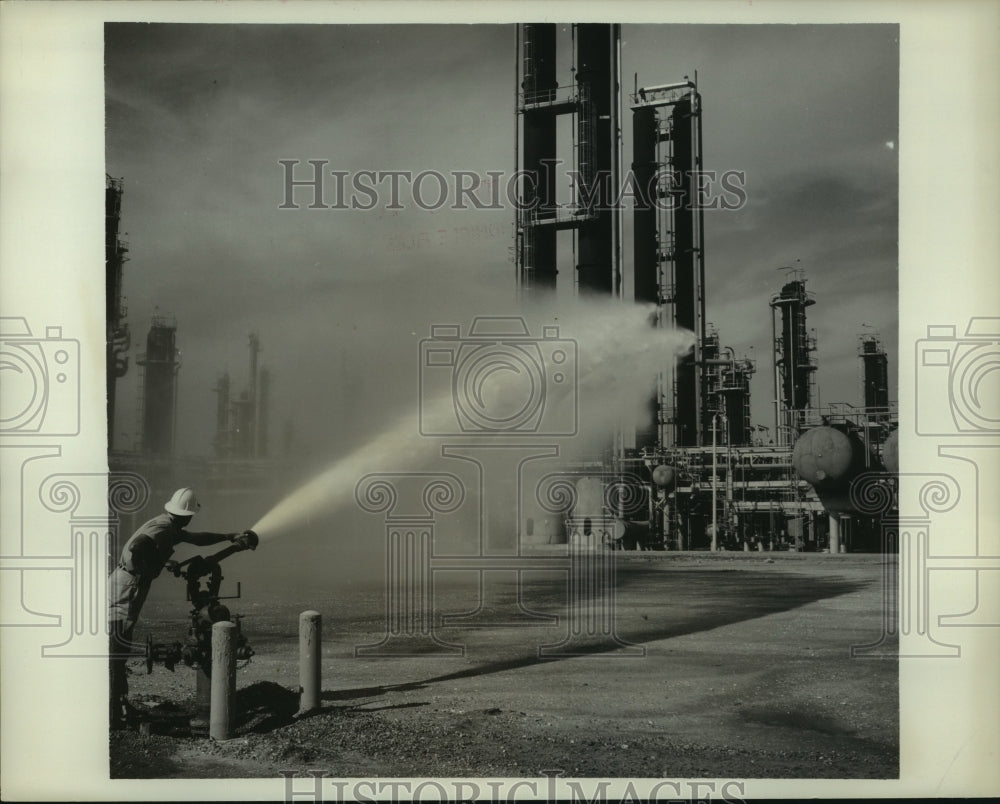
xmin=234 ymin=530 xmax=259 ymax=551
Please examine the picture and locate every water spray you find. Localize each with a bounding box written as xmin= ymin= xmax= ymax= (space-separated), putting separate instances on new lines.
xmin=251 ymin=302 xmax=694 ymax=544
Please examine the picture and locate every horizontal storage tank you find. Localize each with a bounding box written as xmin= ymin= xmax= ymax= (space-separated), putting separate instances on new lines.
xmin=792 ymin=426 xmax=873 ymax=489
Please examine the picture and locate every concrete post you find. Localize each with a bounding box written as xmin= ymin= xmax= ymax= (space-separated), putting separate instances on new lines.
xmin=829 ymin=514 xmax=841 ymax=555
xmin=299 ymin=611 xmax=322 ymax=714
xmin=209 ymin=621 xmax=237 ymax=741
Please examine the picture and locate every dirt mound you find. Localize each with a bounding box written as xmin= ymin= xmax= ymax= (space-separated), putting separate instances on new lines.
xmin=235 ymin=681 xmax=300 ymax=734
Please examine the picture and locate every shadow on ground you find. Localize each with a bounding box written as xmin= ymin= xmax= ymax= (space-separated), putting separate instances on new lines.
xmin=128 ymin=567 xmax=871 ymax=737
xmin=324 ymin=567 xmax=865 ymax=704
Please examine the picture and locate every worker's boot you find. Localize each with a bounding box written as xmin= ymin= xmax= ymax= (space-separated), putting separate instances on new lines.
xmin=111 ymin=697 xmax=145 ymax=730
xmin=110 ymin=698 xmax=129 ymax=731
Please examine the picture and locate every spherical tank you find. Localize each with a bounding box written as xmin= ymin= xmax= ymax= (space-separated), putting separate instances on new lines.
xmin=651 ymin=464 xmax=675 ymax=488
xmin=791 ymin=426 xmax=860 ymax=488
xmin=882 ymin=430 xmax=899 ymax=475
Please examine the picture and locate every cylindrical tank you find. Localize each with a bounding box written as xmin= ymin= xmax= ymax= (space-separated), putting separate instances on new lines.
xmin=568 ymin=477 xmax=609 ymax=545
xmin=882 ymin=430 xmax=899 ymax=475
xmin=786 ymin=516 xmax=804 ymax=550
xmin=792 ymin=426 xmax=870 ymax=489
xmin=651 ymin=464 xmax=676 ymax=488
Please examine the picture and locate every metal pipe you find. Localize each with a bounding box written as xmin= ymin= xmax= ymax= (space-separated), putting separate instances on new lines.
xmin=612 ymin=23 xmax=623 ymax=301
xmin=209 ymin=621 xmax=236 ymax=741
xmin=611 ymin=24 xmax=625 ymax=457
xmin=711 ymin=415 xmax=718 ymax=551
xmin=639 ymin=80 xmax=697 ymax=96
xmin=299 ymin=610 xmax=322 ymax=714
xmin=772 ymin=303 xmax=781 ymax=445
xmin=696 ymin=80 xmax=707 ymax=439
xmin=514 ymin=24 xmax=521 ymax=294
xmin=725 ymin=417 xmax=733 ymax=531
xmin=631 ymin=82 xmax=698 ymax=110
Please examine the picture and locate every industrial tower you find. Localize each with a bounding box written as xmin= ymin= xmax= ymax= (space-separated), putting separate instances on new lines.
xmin=859 ymin=333 xmax=890 ymax=417
xmin=700 ymin=326 xmax=756 ymax=447
xmin=105 ymin=175 xmax=131 ymax=450
xmin=858 ymin=331 xmax=892 ymax=458
xmin=509 ymin=30 xmax=897 ymax=554
xmin=137 ymin=315 xmax=180 ymax=456
xmin=770 ymin=270 xmax=818 ymax=444
xmin=631 ymin=80 xmax=707 ymax=449
xmin=515 ymin=24 xmax=623 ymax=297
xmin=212 ymin=332 xmax=271 ymax=460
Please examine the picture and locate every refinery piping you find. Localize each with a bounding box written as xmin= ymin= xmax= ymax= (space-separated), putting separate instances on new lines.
xmin=513 ymin=24 xmax=897 ymax=553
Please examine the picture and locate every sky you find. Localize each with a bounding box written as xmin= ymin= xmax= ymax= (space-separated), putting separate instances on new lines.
xmin=106 ymin=23 xmax=898 ymax=460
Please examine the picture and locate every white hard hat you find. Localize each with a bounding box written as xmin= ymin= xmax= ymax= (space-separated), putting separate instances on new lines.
xmin=164 ymin=487 xmax=201 ymax=517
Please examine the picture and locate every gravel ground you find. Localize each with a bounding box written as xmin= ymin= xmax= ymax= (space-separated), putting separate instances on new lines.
xmin=111 ymin=552 xmax=899 ymax=779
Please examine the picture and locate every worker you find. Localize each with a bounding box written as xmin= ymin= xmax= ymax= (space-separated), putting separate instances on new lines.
xmin=108 ymin=487 xmax=252 ymax=729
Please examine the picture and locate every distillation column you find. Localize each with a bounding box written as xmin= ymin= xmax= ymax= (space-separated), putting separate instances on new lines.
xmin=575 ymin=24 xmax=617 ymax=296
xmin=105 ymin=176 xmax=131 ymax=451
xmin=213 ymin=372 xmax=231 ymax=458
xmin=138 ymin=317 xmax=179 ymax=456
xmin=518 ymin=24 xmax=558 ymax=293
xmin=631 ymin=80 xmax=706 ymax=448
xmin=860 ymin=334 xmax=890 ymax=416
xmin=516 ymin=24 xmax=621 ymax=300
xmin=770 ymin=274 xmax=817 ymax=443
xmin=632 ymin=101 xmax=660 ymax=450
